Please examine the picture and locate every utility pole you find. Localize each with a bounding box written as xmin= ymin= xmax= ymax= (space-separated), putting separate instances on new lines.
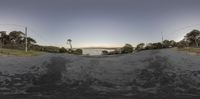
xmin=0 ymin=33 xmax=2 ymax=49
xmin=161 ymin=32 xmax=164 ymax=43
xmin=161 ymin=32 xmax=164 ymax=48
xmin=25 ymin=27 xmax=28 ymax=52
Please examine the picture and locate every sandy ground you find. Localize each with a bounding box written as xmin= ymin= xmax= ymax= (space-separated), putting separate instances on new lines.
xmin=0 ymin=48 xmax=200 ymax=99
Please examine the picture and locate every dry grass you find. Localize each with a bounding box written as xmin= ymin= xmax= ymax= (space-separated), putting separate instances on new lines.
xmin=176 ymin=47 xmax=200 ymax=54
xmin=0 ymin=48 xmax=46 ymax=56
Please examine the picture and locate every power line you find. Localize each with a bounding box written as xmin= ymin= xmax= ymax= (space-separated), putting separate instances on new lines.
xmin=0 ymin=24 xmax=25 ymax=29
xmin=0 ymin=24 xmax=52 ymax=46
xmin=0 ymin=24 xmax=28 ymax=52
xmin=0 ymin=24 xmax=25 ymax=32
xmin=27 ymin=27 xmax=52 ymax=46
xmin=0 ymin=24 xmax=55 ymax=53
xmin=161 ymin=32 xmax=164 ymax=42
xmin=162 ymin=24 xmax=200 ymax=41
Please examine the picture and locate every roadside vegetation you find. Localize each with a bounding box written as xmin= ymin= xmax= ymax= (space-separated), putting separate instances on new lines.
xmin=176 ymin=47 xmax=200 ymax=54
xmin=175 ymin=30 xmax=200 ymax=53
xmin=1 ymin=29 xmax=200 ymax=56
xmin=0 ymin=31 xmax=83 ymax=56
xmin=102 ymin=44 xmax=134 ymax=55
xmin=135 ymin=30 xmax=200 ymax=52
xmin=102 ymin=29 xmax=200 ymax=55
xmin=0 ymin=48 xmax=45 ymax=56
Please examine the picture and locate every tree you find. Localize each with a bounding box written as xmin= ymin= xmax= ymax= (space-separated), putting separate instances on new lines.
xmin=185 ymin=30 xmax=200 ymax=47
xmin=26 ymin=37 xmax=36 ymax=45
xmin=0 ymin=31 xmax=7 ymax=47
xmin=177 ymin=39 xmax=187 ymax=48
xmin=21 ymin=37 xmax=37 ymax=49
xmin=169 ymin=40 xmax=176 ymax=47
xmin=121 ymin=44 xmax=133 ymax=54
xmin=102 ymin=50 xmax=109 ymax=55
xmin=0 ymin=31 xmax=10 ymax=45
xmin=73 ymin=49 xmax=83 ymax=55
xmin=163 ymin=40 xmax=177 ymax=48
xmin=163 ymin=40 xmax=171 ymax=48
xmin=9 ymin=31 xmax=24 ymax=44
xmin=145 ymin=43 xmax=153 ymax=50
xmin=152 ymin=42 xmax=163 ymax=49
xmin=59 ymin=47 xmax=67 ymax=53
xmin=145 ymin=42 xmax=162 ymax=49
xmin=135 ymin=43 xmax=145 ymax=51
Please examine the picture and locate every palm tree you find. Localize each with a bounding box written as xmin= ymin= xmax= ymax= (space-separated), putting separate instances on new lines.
xmin=67 ymin=39 xmax=72 ymax=50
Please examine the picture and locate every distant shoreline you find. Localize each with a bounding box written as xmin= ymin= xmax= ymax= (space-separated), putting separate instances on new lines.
xmin=79 ymin=47 xmax=121 ymax=50
xmin=81 ymin=48 xmax=116 ymax=55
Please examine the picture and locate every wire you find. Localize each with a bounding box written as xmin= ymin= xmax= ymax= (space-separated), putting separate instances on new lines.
xmin=0 ymin=24 xmax=52 ymax=46
xmin=162 ymin=24 xmax=200 ymax=41
xmin=170 ymin=24 xmax=200 ymax=34
xmin=27 ymin=27 xmax=52 ymax=46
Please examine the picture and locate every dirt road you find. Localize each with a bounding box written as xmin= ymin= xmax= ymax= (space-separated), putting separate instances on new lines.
xmin=0 ymin=49 xmax=200 ymax=99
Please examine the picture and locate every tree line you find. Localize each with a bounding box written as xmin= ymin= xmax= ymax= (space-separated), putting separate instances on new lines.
xmin=1 ymin=29 xmax=200 ymax=55
xmin=0 ymin=31 xmax=82 ymax=54
xmin=135 ymin=29 xmax=200 ymax=51
xmin=102 ymin=29 xmax=200 ymax=55
xmin=0 ymin=31 xmax=36 ymax=49
xmin=177 ymin=30 xmax=200 ymax=48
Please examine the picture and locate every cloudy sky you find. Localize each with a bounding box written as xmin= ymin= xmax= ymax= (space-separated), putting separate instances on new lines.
xmin=0 ymin=0 xmax=200 ymax=48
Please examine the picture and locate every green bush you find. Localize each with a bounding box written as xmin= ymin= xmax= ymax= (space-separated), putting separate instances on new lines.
xmin=102 ymin=50 xmax=109 ymax=55
xmin=102 ymin=49 xmax=121 ymax=55
xmin=177 ymin=42 xmax=185 ymax=48
xmin=109 ymin=50 xmax=121 ymax=55
xmin=144 ymin=42 xmax=163 ymax=50
xmin=135 ymin=43 xmax=145 ymax=51
xmin=72 ymin=49 xmax=83 ymax=55
xmin=59 ymin=47 xmax=67 ymax=53
xmin=43 ymin=46 xmax=60 ymax=53
xmin=121 ymin=44 xmax=133 ymax=54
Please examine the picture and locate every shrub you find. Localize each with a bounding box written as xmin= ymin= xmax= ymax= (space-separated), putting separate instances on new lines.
xmin=102 ymin=50 xmax=109 ymax=55
xmin=59 ymin=47 xmax=67 ymax=53
xmin=152 ymin=42 xmax=163 ymax=49
xmin=145 ymin=43 xmax=153 ymax=50
xmin=121 ymin=44 xmax=133 ymax=54
xmin=109 ymin=50 xmax=121 ymax=55
xmin=144 ymin=42 xmax=163 ymax=50
xmin=135 ymin=43 xmax=145 ymax=51
xmin=41 ymin=46 xmax=60 ymax=53
xmin=73 ymin=49 xmax=83 ymax=55
xmin=177 ymin=42 xmax=185 ymax=48
xmin=169 ymin=40 xmax=177 ymax=47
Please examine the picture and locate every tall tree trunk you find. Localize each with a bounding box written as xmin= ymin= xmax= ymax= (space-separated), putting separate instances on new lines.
xmin=195 ymin=39 xmax=198 ymax=47
xmin=0 ymin=39 xmax=2 ymax=48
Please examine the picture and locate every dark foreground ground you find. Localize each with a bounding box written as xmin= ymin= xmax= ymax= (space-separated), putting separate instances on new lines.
xmin=0 ymin=49 xmax=200 ymax=99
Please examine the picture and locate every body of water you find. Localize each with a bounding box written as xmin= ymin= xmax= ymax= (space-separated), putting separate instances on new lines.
xmin=82 ymin=49 xmax=115 ymax=55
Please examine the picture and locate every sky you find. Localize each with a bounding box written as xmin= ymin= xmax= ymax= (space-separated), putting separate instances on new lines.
xmin=0 ymin=0 xmax=200 ymax=48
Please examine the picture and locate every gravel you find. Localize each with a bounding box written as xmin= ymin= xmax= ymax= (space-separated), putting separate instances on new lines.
xmin=0 ymin=49 xmax=200 ymax=98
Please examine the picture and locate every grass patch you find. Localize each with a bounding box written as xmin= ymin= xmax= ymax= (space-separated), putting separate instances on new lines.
xmin=176 ymin=47 xmax=200 ymax=54
xmin=0 ymin=48 xmax=46 ymax=56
